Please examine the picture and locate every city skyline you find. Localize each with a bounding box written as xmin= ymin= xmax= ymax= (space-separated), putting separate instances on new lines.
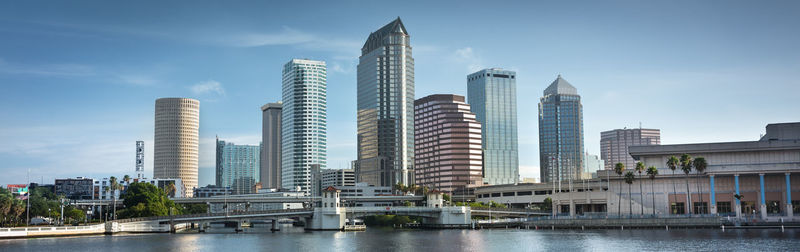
xmin=2 ymin=1 xmax=800 ymax=186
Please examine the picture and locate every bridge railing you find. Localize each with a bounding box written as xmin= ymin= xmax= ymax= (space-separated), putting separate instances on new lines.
xmin=115 ymin=208 xmax=314 ymax=223
xmin=470 ymin=207 xmax=550 ymax=214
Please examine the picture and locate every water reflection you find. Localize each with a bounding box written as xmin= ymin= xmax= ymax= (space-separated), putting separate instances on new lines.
xmin=1 ymin=227 xmax=798 ymax=251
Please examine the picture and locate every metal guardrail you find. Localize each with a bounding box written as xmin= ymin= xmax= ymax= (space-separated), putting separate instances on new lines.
xmin=525 ymin=214 xmax=729 ymax=221
xmin=115 ymin=208 xmax=315 ymax=223
xmin=470 ymin=207 xmax=550 ymax=213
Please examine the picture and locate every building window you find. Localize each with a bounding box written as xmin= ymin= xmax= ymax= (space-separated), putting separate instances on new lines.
xmin=766 ymin=201 xmax=782 ymax=214
xmin=693 ymin=202 xmax=708 ymax=214
xmin=671 ymin=202 xmax=685 ymax=214
xmin=717 ymin=201 xmax=733 ymax=213
xmin=717 ymin=201 xmax=732 ymax=214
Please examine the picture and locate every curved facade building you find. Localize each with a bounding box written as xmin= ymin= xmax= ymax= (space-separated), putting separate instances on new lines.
xmin=154 ymin=98 xmax=199 ymax=197
xmin=414 ymin=94 xmax=483 ymax=192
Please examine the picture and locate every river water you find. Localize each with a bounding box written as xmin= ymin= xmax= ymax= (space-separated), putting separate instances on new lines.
xmin=2 ymin=225 xmax=798 ymax=251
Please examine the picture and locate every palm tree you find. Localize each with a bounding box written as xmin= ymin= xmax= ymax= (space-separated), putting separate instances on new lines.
xmin=164 ymin=182 xmax=177 ymax=198
xmin=666 ymin=156 xmax=679 ymax=214
xmin=646 ymin=166 xmax=659 ymax=215
xmin=394 ymin=182 xmax=406 ymax=195
xmin=109 ymin=176 xmax=118 ymax=220
xmin=102 ymin=186 xmax=110 ymax=221
xmin=635 ymin=162 xmax=646 ymax=215
xmin=693 ymin=157 xmax=708 ymax=214
xmin=614 ymin=163 xmax=625 ymax=217
xmin=624 ymin=171 xmax=635 ymax=218
xmin=680 ymin=154 xmax=693 ymax=215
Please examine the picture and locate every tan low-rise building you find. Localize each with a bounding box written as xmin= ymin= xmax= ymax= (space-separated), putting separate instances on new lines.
xmin=477 ymin=122 xmax=800 ymax=221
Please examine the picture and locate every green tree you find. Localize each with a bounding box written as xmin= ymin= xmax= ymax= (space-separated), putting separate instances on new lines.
xmin=646 ymin=166 xmax=659 ymax=215
xmin=65 ymin=207 xmax=85 ymax=224
xmin=680 ymin=154 xmax=693 ymax=214
xmin=624 ymin=171 xmax=635 ymax=217
xmin=614 ymin=163 xmax=625 ymax=217
xmin=118 ymin=182 xmax=180 ymax=218
xmin=543 ymin=197 xmax=553 ymax=211
xmin=635 ymin=162 xmax=646 ymax=215
xmin=123 ymin=175 xmax=131 ymax=185
xmin=394 ymin=182 xmax=406 ymax=195
xmin=666 ymin=156 xmax=679 ymax=214
xmin=181 ymin=204 xmax=208 ymax=214
xmin=109 ymin=176 xmax=121 ymax=220
xmin=164 ymin=182 xmax=177 ymax=198
xmin=0 ymin=193 xmax=12 ymax=226
xmin=693 ymin=157 xmax=708 ymax=214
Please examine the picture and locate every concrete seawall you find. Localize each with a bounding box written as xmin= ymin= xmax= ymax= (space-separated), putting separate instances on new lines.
xmin=525 ymin=217 xmax=724 ymax=229
xmin=0 ymin=221 xmax=176 ymax=239
xmin=0 ymin=225 xmax=106 ymax=238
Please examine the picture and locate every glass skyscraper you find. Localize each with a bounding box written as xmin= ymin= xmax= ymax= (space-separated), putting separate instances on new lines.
xmin=356 ymin=18 xmax=415 ymax=187
xmin=216 ymin=137 xmax=260 ymax=195
xmin=538 ymin=75 xmax=584 ymax=183
xmin=467 ymin=68 xmax=519 ymax=185
xmin=282 ymin=59 xmax=327 ymax=195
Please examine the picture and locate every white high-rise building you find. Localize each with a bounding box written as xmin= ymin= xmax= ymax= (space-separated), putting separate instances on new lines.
xmin=154 ymin=98 xmax=199 ymax=197
xmin=281 ymin=59 xmax=327 ymax=195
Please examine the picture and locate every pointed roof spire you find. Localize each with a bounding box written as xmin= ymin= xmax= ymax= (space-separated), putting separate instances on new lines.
xmin=362 ymin=17 xmax=409 ymax=52
xmin=544 ymin=75 xmax=578 ymax=96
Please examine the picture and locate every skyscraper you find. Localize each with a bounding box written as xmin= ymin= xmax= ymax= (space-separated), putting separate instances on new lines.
xmin=261 ymin=102 xmax=282 ymax=189
xmin=600 ymin=128 xmax=661 ymax=170
xmin=538 ymin=75 xmax=584 ymax=183
xmin=414 ymin=94 xmax=483 ymax=192
xmin=154 ymin=98 xmax=199 ymax=197
xmin=467 ymin=68 xmax=518 ymax=185
xmin=216 ymin=137 xmax=261 ymax=194
xmin=282 ymin=59 xmax=327 ymax=195
xmin=356 ymin=17 xmax=415 ymax=187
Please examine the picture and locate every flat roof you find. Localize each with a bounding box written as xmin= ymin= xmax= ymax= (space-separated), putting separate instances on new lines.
xmin=629 ymin=139 xmax=800 ymax=158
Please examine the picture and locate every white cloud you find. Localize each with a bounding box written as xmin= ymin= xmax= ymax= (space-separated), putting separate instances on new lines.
xmin=229 ymin=27 xmax=316 ymax=47
xmin=222 ymin=27 xmax=361 ymax=57
xmin=452 ymin=47 xmax=483 ymax=73
xmin=0 ymin=58 xmax=96 ymax=77
xmin=117 ymin=74 xmax=160 ymax=86
xmin=0 ymin=119 xmax=153 ymax=185
xmin=519 ymin=165 xmax=540 ymax=180
xmin=190 ymin=80 xmax=225 ymax=97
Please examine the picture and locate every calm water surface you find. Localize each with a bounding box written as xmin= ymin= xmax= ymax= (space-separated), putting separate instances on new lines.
xmin=1 ymin=226 xmax=798 ymax=251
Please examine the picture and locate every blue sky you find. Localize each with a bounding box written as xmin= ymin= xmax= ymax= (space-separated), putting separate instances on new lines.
xmin=1 ymin=0 xmax=799 ymax=186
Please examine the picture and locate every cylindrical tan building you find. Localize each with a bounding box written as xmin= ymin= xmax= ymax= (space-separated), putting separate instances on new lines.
xmin=154 ymin=98 xmax=199 ymax=197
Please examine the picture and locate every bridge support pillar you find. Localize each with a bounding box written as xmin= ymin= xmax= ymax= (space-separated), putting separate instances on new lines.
xmin=235 ymin=221 xmax=243 ymax=232
xmin=271 ymin=219 xmax=280 ymax=232
xmin=429 ymin=206 xmax=471 ymax=226
xmin=307 ymin=187 xmax=346 ymax=230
